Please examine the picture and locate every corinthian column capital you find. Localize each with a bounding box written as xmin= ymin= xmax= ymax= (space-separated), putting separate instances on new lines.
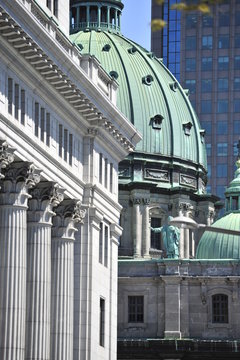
xmin=28 ymin=182 xmax=65 ymax=224
xmin=0 ymin=162 xmax=41 ymax=207
xmin=0 ymin=140 xmax=15 ymax=179
xmin=52 ymin=200 xmax=86 ymax=240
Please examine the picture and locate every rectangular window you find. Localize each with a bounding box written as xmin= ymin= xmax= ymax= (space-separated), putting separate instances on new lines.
xmin=99 ymin=223 xmax=103 ymax=264
xmin=219 ymin=12 xmax=230 ymax=26
xmin=104 ymin=225 xmax=108 ymax=267
xmin=110 ymin=163 xmax=113 ymax=193
xmin=236 ymin=11 xmax=240 ymax=26
xmin=218 ymin=78 xmax=228 ymax=92
xmin=217 ymin=164 xmax=227 ymax=177
xmin=64 ymin=129 xmax=68 ymax=161
xmin=201 ymin=121 xmax=212 ymax=135
xmin=201 ymin=79 xmax=212 ymax=93
xmin=217 ymin=121 xmax=227 ymax=135
xmin=234 ymin=78 xmax=240 ymax=91
xmin=35 ymin=102 xmax=39 ymax=137
xmin=234 ymin=120 xmax=240 ymax=134
xmin=217 ymin=143 xmax=228 ymax=156
xmin=99 ymin=298 xmax=105 ymax=347
xmin=99 ymin=153 xmax=103 ymax=184
xmin=8 ymin=78 xmax=13 ymax=115
xmin=20 ymin=89 xmax=25 ymax=125
xmin=46 ymin=0 xmax=51 ymax=10
xmin=53 ymin=0 xmax=58 ymax=17
xmin=185 ymin=79 xmax=196 ymax=94
xmin=104 ymin=158 xmax=108 ymax=188
xmin=46 ymin=113 xmax=50 ymax=146
xmin=202 ymin=15 xmax=213 ymax=27
xmin=14 ymin=83 xmax=19 ymax=120
xmin=41 ymin=107 xmax=45 ymax=142
xmin=235 ymin=34 xmax=240 ymax=48
xmin=202 ymin=57 xmax=212 ymax=71
xmin=151 ymin=218 xmax=161 ymax=250
xmin=186 ymin=58 xmax=196 ymax=72
xmin=59 ymin=124 xmax=63 ymax=157
xmin=201 ymin=100 xmax=212 ymax=114
xmin=235 ymin=56 xmax=240 ymax=70
xmin=212 ymin=294 xmax=228 ymax=323
xmin=186 ymin=13 xmax=197 ymax=29
xmin=218 ymin=35 xmax=229 ymax=49
xmin=202 ymin=35 xmax=213 ymax=49
xmin=234 ymin=99 xmax=240 ymax=112
xmin=218 ymin=56 xmax=229 ymax=71
xmin=206 ymin=143 xmax=212 ymax=156
xmin=69 ymin=133 xmax=73 ymax=166
xmin=128 ymin=296 xmax=144 ymax=323
xmin=186 ymin=36 xmax=196 ymax=50
xmin=217 ymin=99 xmax=228 ymax=113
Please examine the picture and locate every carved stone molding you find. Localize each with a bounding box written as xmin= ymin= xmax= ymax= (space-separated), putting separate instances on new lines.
xmin=52 ymin=200 xmax=86 ymax=240
xmin=118 ymin=167 xmax=131 ymax=178
xmin=144 ymin=168 xmax=169 ymax=182
xmin=0 ymin=140 xmax=15 ymax=179
xmin=130 ymin=196 xmax=142 ymax=205
xmin=87 ymin=128 xmax=98 ymax=137
xmin=180 ymin=174 xmax=197 ymax=189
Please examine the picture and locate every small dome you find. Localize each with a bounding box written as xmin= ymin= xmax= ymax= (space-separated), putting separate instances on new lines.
xmin=197 ymin=155 xmax=240 ymax=260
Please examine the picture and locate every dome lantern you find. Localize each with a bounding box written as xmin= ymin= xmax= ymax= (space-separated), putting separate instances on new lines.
xmin=70 ymin=0 xmax=123 ymax=34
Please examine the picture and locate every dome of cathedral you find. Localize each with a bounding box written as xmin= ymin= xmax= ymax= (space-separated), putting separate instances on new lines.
xmin=197 ymin=158 xmax=240 ymax=259
xmin=70 ymin=0 xmax=207 ymax=192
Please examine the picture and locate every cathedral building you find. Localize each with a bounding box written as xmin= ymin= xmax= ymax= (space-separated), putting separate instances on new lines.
xmin=70 ymin=1 xmax=240 ymax=359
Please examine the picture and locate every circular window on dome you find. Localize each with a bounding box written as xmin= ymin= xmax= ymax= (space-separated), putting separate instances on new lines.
xmin=142 ymin=75 xmax=154 ymax=86
xmin=128 ymin=46 xmax=137 ymax=54
xmin=102 ymin=44 xmax=111 ymax=52
xmin=78 ymin=43 xmax=84 ymax=51
xmin=109 ymin=71 xmax=119 ymax=80
xmin=150 ymin=114 xmax=164 ymax=130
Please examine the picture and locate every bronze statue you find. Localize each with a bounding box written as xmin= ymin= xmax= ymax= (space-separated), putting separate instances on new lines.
xmin=151 ymin=216 xmax=180 ymax=259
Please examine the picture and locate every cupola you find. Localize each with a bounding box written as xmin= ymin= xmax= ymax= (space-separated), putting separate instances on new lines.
xmin=70 ymin=0 xmax=123 ymax=33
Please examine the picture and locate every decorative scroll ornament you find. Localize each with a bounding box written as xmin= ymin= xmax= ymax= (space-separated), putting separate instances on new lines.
xmin=0 ymin=140 xmax=15 ymax=178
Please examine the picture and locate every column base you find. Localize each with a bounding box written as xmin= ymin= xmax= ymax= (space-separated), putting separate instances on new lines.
xmin=164 ymin=331 xmax=181 ymax=339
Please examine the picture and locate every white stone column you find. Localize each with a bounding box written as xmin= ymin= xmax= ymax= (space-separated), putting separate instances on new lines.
xmin=142 ymin=200 xmax=150 ymax=258
xmin=25 ymin=183 xmax=64 ymax=360
xmin=163 ymin=276 xmax=181 ymax=339
xmin=131 ymin=197 xmax=142 ymax=257
xmin=184 ymin=228 xmax=189 ymax=259
xmin=51 ymin=200 xmax=85 ymax=360
xmin=0 ymin=163 xmax=40 ymax=360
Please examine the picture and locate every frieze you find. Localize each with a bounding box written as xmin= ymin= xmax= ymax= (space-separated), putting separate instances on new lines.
xmin=180 ymin=174 xmax=197 ymax=189
xmin=118 ymin=167 xmax=131 ymax=178
xmin=144 ymin=169 xmax=169 ymax=182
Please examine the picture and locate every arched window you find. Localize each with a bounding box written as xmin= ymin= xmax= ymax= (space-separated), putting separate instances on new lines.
xmin=212 ymin=294 xmax=228 ymax=323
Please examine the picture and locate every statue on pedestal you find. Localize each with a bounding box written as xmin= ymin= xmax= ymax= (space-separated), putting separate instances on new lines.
xmin=151 ymin=216 xmax=180 ymax=259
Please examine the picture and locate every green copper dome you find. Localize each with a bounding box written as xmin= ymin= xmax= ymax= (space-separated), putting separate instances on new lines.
xmin=197 ymin=157 xmax=240 ymax=259
xmin=70 ymin=0 xmax=208 ymax=192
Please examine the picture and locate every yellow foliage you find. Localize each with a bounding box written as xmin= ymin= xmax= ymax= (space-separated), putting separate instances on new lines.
xmin=151 ymin=19 xmax=167 ymax=31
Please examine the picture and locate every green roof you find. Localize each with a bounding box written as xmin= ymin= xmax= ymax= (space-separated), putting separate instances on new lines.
xmin=70 ymin=30 xmax=207 ymax=170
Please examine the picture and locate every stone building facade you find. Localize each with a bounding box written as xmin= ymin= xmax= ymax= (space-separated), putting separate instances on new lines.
xmin=0 ymin=1 xmax=141 ymax=359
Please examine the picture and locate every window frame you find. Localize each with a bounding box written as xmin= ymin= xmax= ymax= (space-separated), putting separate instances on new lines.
xmin=207 ymin=289 xmax=232 ymax=329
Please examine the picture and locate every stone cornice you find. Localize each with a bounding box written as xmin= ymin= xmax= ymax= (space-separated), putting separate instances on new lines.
xmin=0 ymin=2 xmax=141 ymax=155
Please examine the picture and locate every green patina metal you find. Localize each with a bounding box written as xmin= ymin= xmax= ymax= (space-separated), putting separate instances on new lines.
xmin=197 ymin=151 xmax=240 ymax=260
xmin=70 ymin=0 xmax=208 ymax=190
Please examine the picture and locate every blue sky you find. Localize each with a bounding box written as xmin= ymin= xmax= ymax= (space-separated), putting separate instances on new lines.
xmin=121 ymin=0 xmax=151 ymax=51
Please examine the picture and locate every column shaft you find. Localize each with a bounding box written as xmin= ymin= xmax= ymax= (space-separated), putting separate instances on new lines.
xmin=142 ymin=205 xmax=150 ymax=258
xmin=0 ymin=205 xmax=27 ymax=360
xmin=51 ymin=239 xmax=74 ymax=360
xmin=25 ymin=225 xmax=51 ymax=360
xmin=132 ymin=203 xmax=141 ymax=257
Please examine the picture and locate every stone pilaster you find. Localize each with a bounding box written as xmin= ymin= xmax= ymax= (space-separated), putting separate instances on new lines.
xmin=51 ymin=200 xmax=86 ymax=360
xmin=0 ymin=162 xmax=41 ymax=360
xmin=142 ymin=199 xmax=150 ymax=258
xmin=162 ymin=276 xmax=181 ymax=339
xmin=25 ymin=183 xmax=64 ymax=360
xmin=131 ymin=196 xmax=142 ymax=257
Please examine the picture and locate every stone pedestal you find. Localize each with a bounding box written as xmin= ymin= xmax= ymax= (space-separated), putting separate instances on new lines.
xmin=0 ymin=163 xmax=40 ymax=360
xmin=25 ymin=183 xmax=64 ymax=360
xmin=51 ymin=201 xmax=85 ymax=360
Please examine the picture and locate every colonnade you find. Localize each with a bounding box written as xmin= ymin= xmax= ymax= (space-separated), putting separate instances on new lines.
xmin=0 ymin=141 xmax=86 ymax=360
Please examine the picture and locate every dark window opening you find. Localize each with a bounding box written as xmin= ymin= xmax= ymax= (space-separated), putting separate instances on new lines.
xmin=212 ymin=294 xmax=228 ymax=323
xmin=100 ymin=298 xmax=105 ymax=347
xmin=151 ymin=217 xmax=161 ymax=250
xmin=128 ymin=296 xmax=144 ymax=323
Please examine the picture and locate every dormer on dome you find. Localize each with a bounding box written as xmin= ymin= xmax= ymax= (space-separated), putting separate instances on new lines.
xmin=70 ymin=0 xmax=123 ymax=33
